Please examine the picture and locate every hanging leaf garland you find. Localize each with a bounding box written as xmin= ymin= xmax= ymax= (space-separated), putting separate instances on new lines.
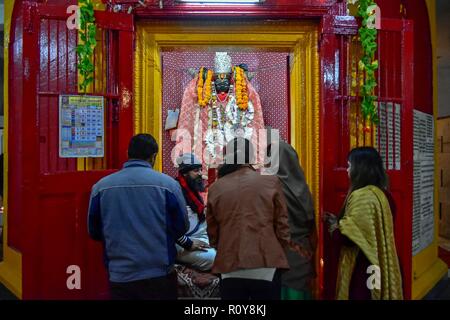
xmin=77 ymin=0 xmax=97 ymax=93
xmin=350 ymin=0 xmax=379 ymax=125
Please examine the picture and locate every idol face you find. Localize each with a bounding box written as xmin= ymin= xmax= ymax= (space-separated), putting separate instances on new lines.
xmin=214 ymin=73 xmax=231 ymax=93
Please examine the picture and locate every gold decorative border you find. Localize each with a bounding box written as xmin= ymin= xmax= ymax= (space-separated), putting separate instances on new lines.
xmin=0 ymin=0 xmax=22 ymax=299
xmin=134 ymin=28 xmax=163 ymax=170
xmin=135 ymin=19 xmax=319 ymax=177
xmin=134 ymin=22 xmax=320 ymax=281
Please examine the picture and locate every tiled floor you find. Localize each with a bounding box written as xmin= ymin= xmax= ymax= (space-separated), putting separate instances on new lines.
xmin=2 ymin=276 xmax=450 ymax=300
xmin=429 ymin=242 xmax=450 ymax=300
xmin=1 ymin=258 xmax=450 ymax=300
xmin=423 ymin=271 xmax=450 ymax=300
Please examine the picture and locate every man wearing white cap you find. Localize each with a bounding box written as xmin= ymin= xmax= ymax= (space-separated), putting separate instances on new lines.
xmin=174 ymin=153 xmax=216 ymax=271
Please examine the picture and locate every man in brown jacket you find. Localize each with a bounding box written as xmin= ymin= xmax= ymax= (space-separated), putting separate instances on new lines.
xmin=206 ymin=137 xmax=292 ymax=300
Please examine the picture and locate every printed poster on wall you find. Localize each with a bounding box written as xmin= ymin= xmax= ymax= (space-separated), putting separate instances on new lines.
xmin=376 ymin=102 xmax=402 ymax=170
xmin=59 ymin=94 xmax=104 ymax=158
xmin=412 ymin=109 xmax=435 ymax=256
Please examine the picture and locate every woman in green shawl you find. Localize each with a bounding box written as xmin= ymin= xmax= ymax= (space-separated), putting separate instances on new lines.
xmin=325 ymin=147 xmax=403 ymax=300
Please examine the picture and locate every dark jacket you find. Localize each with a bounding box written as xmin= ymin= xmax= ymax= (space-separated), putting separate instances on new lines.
xmin=88 ymin=160 xmax=189 ymax=282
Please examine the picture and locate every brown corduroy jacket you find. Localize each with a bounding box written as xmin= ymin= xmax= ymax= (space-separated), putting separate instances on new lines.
xmin=206 ymin=166 xmax=291 ymax=274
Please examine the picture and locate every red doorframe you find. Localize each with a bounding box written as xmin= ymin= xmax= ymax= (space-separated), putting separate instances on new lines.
xmin=10 ymin=2 xmax=134 ymax=298
xmin=130 ymin=0 xmax=347 ymax=300
xmin=8 ymin=0 xmax=417 ymax=299
xmin=320 ymin=18 xmax=414 ymax=299
xmin=320 ymin=11 xmax=362 ymax=300
xmin=380 ymin=18 xmax=414 ymax=300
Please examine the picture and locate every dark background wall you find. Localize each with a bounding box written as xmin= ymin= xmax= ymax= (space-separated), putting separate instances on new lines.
xmin=1 ymin=0 xmax=4 ymax=118
xmin=437 ymin=0 xmax=450 ymax=117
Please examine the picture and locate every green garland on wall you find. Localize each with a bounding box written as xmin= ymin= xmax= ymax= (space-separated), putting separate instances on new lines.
xmin=77 ymin=0 xmax=97 ymax=93
xmin=350 ymin=0 xmax=379 ymax=125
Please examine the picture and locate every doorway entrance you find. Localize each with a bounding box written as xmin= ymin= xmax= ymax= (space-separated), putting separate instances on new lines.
xmin=134 ymin=19 xmax=322 ymax=294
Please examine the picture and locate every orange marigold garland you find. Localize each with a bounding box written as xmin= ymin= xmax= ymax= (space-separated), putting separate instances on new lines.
xmin=197 ymin=67 xmax=213 ymax=108
xmin=234 ymin=66 xmax=248 ymax=111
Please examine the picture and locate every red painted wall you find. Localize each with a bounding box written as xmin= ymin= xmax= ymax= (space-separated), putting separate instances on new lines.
xmin=377 ymin=0 xmax=433 ymax=114
xmin=8 ymin=0 xmax=24 ymax=251
xmin=8 ymin=0 xmax=135 ymax=299
xmin=405 ymin=0 xmax=433 ymax=114
xmin=6 ymin=0 xmax=434 ymax=299
xmin=7 ymin=0 xmax=78 ymax=254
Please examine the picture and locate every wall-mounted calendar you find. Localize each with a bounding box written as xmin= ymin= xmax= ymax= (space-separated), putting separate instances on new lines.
xmin=59 ymin=95 xmax=104 ymax=158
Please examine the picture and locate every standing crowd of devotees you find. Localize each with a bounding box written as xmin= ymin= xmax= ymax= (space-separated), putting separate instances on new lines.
xmin=88 ymin=132 xmax=403 ymax=300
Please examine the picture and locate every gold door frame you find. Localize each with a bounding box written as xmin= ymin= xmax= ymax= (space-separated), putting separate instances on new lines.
xmin=134 ymin=19 xmax=320 ymax=256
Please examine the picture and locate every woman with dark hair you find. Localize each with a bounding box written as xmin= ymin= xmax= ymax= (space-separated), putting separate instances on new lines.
xmin=324 ymin=147 xmax=403 ymax=300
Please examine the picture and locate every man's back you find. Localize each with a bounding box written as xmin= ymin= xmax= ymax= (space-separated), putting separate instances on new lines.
xmin=88 ymin=160 xmax=188 ymax=283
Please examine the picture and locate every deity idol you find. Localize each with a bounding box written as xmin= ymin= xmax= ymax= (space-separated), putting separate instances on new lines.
xmin=175 ymin=52 xmax=265 ymax=168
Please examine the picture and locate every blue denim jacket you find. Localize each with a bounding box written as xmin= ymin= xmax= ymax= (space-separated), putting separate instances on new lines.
xmin=88 ymin=160 xmax=189 ymax=283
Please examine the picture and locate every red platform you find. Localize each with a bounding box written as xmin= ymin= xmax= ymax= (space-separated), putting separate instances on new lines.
xmin=439 ymin=247 xmax=450 ymax=268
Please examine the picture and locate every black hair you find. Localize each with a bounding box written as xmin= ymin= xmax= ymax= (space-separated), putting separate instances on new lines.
xmin=238 ymin=63 xmax=249 ymax=72
xmin=127 ymin=134 xmax=158 ymax=161
xmin=218 ymin=138 xmax=254 ymax=178
xmin=348 ymin=147 xmax=388 ymax=191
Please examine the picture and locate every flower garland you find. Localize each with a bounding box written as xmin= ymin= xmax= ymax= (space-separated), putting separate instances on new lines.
xmin=77 ymin=0 xmax=97 ymax=93
xmin=348 ymin=0 xmax=379 ymax=125
xmin=196 ymin=66 xmax=249 ymax=111
xmin=234 ymin=66 xmax=248 ymax=111
xmin=197 ymin=67 xmax=213 ymax=108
